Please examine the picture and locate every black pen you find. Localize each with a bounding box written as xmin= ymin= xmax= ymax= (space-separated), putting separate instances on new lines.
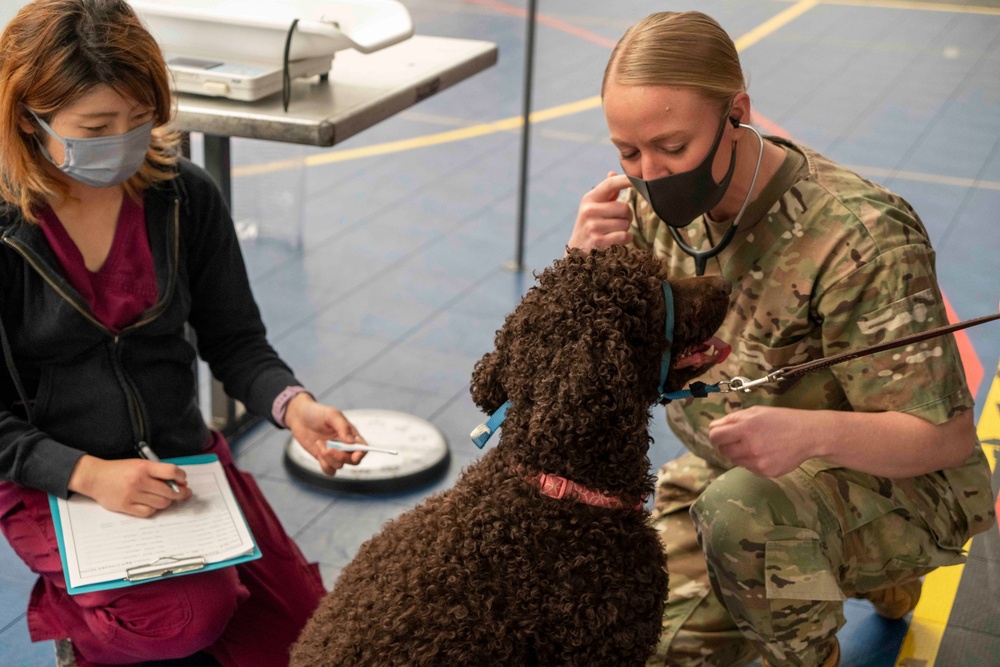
xmin=138 ymin=442 xmax=181 ymax=493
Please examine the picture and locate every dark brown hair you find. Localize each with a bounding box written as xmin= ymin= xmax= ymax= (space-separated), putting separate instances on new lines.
xmin=0 ymin=0 xmax=178 ymax=221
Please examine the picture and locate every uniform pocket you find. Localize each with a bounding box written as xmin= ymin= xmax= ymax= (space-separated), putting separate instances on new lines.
xmin=856 ymin=288 xmax=937 ymax=337
xmin=940 ymin=446 xmax=996 ymax=540
xmin=759 ymin=538 xmax=845 ymax=641
xmin=764 ymin=539 xmax=845 ymax=602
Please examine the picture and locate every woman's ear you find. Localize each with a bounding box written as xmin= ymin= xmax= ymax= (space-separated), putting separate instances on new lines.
xmin=17 ymin=102 xmax=39 ymax=134
xmin=730 ymin=91 xmax=752 ymax=128
xmin=470 ymin=350 xmax=507 ymax=413
xmin=18 ymin=110 xmax=35 ymax=135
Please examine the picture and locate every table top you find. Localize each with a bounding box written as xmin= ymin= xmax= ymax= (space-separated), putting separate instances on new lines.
xmin=169 ymin=35 xmax=498 ymax=147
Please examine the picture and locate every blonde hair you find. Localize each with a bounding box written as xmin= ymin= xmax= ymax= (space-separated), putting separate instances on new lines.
xmin=602 ymin=11 xmax=746 ymax=113
xmin=0 ymin=0 xmax=179 ymax=222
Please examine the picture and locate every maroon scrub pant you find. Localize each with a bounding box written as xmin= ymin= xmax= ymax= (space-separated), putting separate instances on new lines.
xmin=0 ymin=432 xmax=325 ymax=666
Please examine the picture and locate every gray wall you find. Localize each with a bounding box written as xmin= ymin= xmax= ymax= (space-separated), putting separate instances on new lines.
xmin=0 ymin=2 xmax=27 ymax=31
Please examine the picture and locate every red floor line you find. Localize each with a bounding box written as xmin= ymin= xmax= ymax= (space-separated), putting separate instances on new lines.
xmin=750 ymin=114 xmax=793 ymax=140
xmin=942 ymin=294 xmax=984 ymax=396
xmin=463 ymin=0 xmax=620 ymax=49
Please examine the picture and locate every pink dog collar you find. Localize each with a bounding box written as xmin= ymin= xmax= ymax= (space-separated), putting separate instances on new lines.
xmin=529 ymin=472 xmax=643 ymax=511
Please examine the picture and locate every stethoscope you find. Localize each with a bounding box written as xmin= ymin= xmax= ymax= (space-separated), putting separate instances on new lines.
xmin=672 ymin=122 xmax=765 ymax=276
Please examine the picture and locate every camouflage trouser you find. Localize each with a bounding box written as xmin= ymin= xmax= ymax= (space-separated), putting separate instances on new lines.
xmin=647 ymin=449 xmax=993 ymax=667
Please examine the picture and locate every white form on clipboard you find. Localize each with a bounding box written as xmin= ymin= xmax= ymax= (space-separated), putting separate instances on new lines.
xmin=50 ymin=454 xmax=260 ymax=595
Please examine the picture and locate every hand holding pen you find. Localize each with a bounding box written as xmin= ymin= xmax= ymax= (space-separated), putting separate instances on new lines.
xmin=67 ymin=453 xmax=191 ymax=518
xmin=138 ymin=442 xmax=182 ymax=493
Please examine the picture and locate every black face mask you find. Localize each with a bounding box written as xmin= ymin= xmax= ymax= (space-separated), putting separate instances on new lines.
xmin=627 ymin=114 xmax=739 ymax=229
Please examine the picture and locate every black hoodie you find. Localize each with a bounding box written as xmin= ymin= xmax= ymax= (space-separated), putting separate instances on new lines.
xmin=0 ymin=159 xmax=299 ymax=498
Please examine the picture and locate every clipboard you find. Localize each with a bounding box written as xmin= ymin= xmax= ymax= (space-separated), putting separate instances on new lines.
xmin=49 ymin=454 xmax=262 ymax=596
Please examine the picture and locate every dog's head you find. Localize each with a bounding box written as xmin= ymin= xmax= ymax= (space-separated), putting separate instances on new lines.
xmin=471 ymin=245 xmax=729 ymax=470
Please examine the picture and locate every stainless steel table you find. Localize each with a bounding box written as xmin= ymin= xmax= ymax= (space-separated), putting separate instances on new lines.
xmin=170 ymin=34 xmax=498 ymax=436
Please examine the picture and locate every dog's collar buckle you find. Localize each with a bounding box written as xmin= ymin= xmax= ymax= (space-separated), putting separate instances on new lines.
xmin=537 ymin=473 xmax=569 ymax=500
xmin=530 ymin=472 xmax=642 ymax=511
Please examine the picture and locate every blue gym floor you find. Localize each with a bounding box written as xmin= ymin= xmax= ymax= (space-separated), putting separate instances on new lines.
xmin=2 ymin=1 xmax=999 ymax=664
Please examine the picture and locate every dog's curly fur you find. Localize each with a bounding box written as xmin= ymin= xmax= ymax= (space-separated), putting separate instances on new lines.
xmin=291 ymin=246 xmax=730 ymax=667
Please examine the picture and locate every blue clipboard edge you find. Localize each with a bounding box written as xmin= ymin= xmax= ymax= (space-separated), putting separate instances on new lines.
xmin=48 ymin=453 xmax=262 ymax=596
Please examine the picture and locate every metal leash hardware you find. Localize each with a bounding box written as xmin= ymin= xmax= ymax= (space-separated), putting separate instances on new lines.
xmin=719 ymin=370 xmax=786 ymax=393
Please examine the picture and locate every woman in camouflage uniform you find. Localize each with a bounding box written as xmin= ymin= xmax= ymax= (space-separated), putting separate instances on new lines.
xmin=568 ymin=11 xmax=995 ymax=667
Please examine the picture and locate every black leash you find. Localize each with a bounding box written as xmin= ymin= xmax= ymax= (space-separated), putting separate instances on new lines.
xmin=720 ymin=311 xmax=1000 ymax=394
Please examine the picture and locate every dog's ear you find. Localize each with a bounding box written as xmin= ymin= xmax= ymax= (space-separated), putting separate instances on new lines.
xmin=669 ymin=276 xmax=731 ymax=352
xmin=470 ymin=348 xmax=508 ymax=413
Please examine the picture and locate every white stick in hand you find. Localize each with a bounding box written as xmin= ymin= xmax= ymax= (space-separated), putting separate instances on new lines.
xmin=327 ymin=441 xmax=398 ymax=455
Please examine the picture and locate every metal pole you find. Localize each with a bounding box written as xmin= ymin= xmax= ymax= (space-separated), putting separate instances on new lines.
xmin=508 ymin=0 xmax=538 ymax=272
xmin=200 ymin=133 xmax=258 ymax=440
xmin=203 ymin=134 xmax=232 ymax=209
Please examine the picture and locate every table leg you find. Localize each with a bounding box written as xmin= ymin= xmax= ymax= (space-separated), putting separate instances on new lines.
xmin=203 ymin=134 xmax=231 ymax=207
xmin=201 ymin=133 xmax=259 ymax=440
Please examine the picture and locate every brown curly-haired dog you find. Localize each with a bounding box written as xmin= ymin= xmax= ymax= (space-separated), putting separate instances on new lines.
xmin=291 ymin=246 xmax=730 ymax=667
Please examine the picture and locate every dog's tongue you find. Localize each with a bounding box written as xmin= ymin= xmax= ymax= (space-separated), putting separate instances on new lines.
xmin=711 ymin=336 xmax=732 ymax=364
xmin=674 ymin=336 xmax=731 ymax=369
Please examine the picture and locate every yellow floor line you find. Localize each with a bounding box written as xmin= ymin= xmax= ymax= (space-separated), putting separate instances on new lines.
xmin=231 ymin=0 xmax=1000 ymax=178
xmin=820 ymin=0 xmax=1000 ymax=16
xmin=843 ymin=165 xmax=1000 ymax=193
xmin=230 ymin=0 xmax=1000 ymax=195
xmin=230 ymin=98 xmax=606 ymax=177
xmin=895 ymin=364 xmax=1000 ymax=666
xmin=735 ymin=0 xmax=818 ymax=52
xmin=230 ymin=0 xmax=819 ymax=178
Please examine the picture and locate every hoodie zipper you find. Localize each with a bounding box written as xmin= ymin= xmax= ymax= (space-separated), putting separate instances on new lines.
xmin=2 ymin=236 xmax=109 ymax=332
xmin=2 ymin=198 xmax=181 ymax=449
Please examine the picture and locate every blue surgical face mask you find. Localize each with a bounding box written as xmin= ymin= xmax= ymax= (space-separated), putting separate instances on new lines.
xmin=27 ymin=109 xmax=152 ymax=188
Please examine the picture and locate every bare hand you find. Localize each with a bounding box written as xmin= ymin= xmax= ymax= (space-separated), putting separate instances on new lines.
xmin=285 ymin=393 xmax=366 ymax=476
xmin=709 ymin=406 xmax=813 ymax=478
xmin=567 ymin=172 xmax=634 ymax=251
xmin=68 ymin=455 xmax=191 ymax=517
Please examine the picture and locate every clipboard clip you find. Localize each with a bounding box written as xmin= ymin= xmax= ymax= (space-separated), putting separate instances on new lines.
xmin=125 ymin=556 xmax=207 ymax=582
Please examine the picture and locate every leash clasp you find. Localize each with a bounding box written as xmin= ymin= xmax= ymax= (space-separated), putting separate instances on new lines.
xmin=719 ymin=371 xmax=783 ymax=393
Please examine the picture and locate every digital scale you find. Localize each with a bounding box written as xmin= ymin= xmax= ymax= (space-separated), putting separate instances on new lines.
xmin=284 ymin=409 xmax=450 ymax=494
xmin=130 ymin=0 xmax=414 ymax=102
xmin=164 ymin=54 xmax=333 ymax=102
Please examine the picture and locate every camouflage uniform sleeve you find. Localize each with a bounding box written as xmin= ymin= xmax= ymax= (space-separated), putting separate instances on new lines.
xmin=625 ymin=187 xmax=653 ymax=251
xmin=816 ymin=242 xmax=973 ymax=425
